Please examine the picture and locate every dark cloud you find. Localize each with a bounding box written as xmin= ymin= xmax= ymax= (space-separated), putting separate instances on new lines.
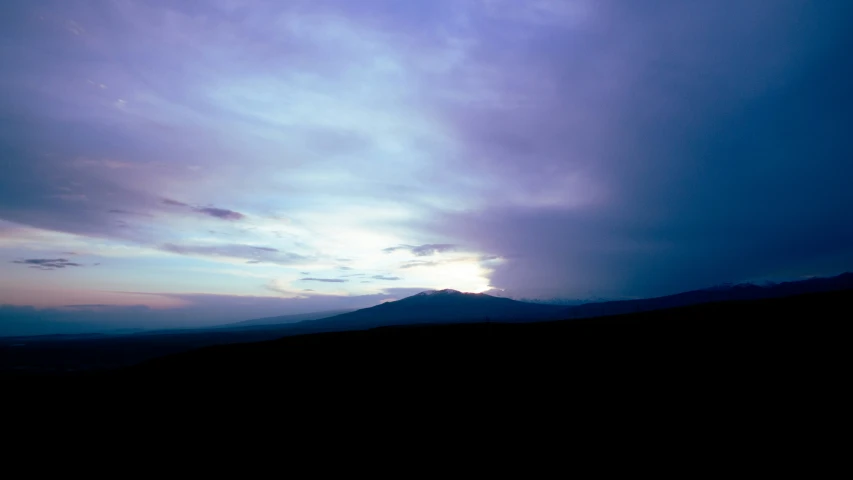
xmin=383 ymin=244 xmax=457 ymax=256
xmin=300 ymin=278 xmax=347 ymax=283
xmin=162 ymin=199 xmax=245 ymax=221
xmin=12 ymin=258 xmax=83 ymax=270
xmin=195 ymin=207 xmax=245 ymax=221
xmin=251 ymin=246 xmax=279 ymax=252
xmin=337 ymin=266 xmax=353 ymax=270
xmin=161 ymin=199 xmax=189 ymax=207
xmin=372 ymin=275 xmax=401 ymax=281
xmin=416 ymin=1 xmax=853 ymax=298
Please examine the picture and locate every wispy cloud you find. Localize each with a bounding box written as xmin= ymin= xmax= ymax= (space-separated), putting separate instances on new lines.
xmin=383 ymin=244 xmax=457 ymax=256
xmin=251 ymin=246 xmax=279 ymax=252
xmin=300 ymin=277 xmax=347 ymax=283
xmin=108 ymin=209 xmax=153 ymax=217
xmin=12 ymin=258 xmax=84 ymax=270
xmin=400 ymin=260 xmax=440 ymax=269
xmin=195 ymin=207 xmax=244 ymax=220
xmin=161 ymin=199 xmax=189 ymax=207
xmin=162 ymin=199 xmax=245 ymax=221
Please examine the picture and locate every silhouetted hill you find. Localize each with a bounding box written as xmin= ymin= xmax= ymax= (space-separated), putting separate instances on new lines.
xmin=561 ymin=272 xmax=853 ymax=318
xmin=0 ymin=292 xmax=562 ymax=374
xmin=222 ymin=309 xmax=354 ymax=328
xmin=302 ymin=289 xmax=566 ymax=331
xmin=5 ymin=276 xmax=849 ymax=375
xmin=270 ymin=274 xmax=853 ymax=334
xmin=8 ymin=289 xmax=848 ymax=440
xmin=117 ymin=288 xmax=849 ymax=394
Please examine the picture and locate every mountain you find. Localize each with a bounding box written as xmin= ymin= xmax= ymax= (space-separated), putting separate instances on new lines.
xmin=6 ymin=274 xmax=850 ymax=375
xmin=0 ymin=296 xmax=560 ymax=373
xmin=560 ymin=272 xmax=853 ymax=319
xmin=12 ymin=288 xmax=850 ymax=444
xmin=301 ymin=289 xmax=566 ymax=332
xmin=250 ymin=274 xmax=853 ymax=333
xmin=115 ymin=288 xmax=851 ymax=407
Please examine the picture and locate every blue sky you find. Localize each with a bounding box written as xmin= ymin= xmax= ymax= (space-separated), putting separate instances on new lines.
xmin=2 ymin=0 xmax=852 ymax=334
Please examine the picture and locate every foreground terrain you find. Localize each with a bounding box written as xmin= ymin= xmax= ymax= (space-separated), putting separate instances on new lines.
xmin=5 ymin=288 xmax=847 ymax=439
xmin=127 ymin=288 xmax=848 ymax=385
xmin=45 ymin=290 xmax=848 ymax=396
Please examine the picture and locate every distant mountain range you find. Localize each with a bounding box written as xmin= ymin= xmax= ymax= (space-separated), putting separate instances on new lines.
xmin=4 ymin=272 xmax=851 ymax=375
xmin=220 ymin=272 xmax=853 ymax=335
xmin=559 ymin=272 xmax=853 ymax=319
xmin=271 ymin=272 xmax=853 ymax=330
xmin=298 ymin=289 xmax=567 ymax=332
xmin=14 ymin=279 xmax=850 ymax=433
xmin=119 ymin=287 xmax=853 ymax=406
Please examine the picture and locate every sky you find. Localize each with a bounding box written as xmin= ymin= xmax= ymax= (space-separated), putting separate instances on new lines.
xmin=2 ymin=0 xmax=852 ymax=334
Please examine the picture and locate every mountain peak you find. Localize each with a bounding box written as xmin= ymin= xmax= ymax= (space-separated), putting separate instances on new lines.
xmin=414 ymin=289 xmax=466 ymax=297
xmin=318 ymin=286 xmax=564 ymax=329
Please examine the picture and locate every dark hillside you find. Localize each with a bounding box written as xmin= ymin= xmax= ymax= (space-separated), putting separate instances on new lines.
xmin=303 ymin=289 xmax=566 ymax=332
xmin=120 ymin=288 xmax=849 ymax=397
xmin=8 ymin=289 xmax=847 ymax=437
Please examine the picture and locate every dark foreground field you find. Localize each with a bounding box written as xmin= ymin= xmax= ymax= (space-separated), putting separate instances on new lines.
xmin=163 ymin=290 xmax=847 ymax=395
xmin=13 ymin=291 xmax=845 ymax=388
xmin=5 ymin=289 xmax=847 ymax=440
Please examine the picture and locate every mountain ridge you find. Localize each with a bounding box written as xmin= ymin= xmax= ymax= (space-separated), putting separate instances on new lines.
xmin=250 ymin=272 xmax=853 ymax=334
xmin=300 ymin=288 xmax=565 ymax=332
xmin=287 ymin=272 xmax=853 ymax=329
xmin=560 ymin=272 xmax=853 ymax=319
